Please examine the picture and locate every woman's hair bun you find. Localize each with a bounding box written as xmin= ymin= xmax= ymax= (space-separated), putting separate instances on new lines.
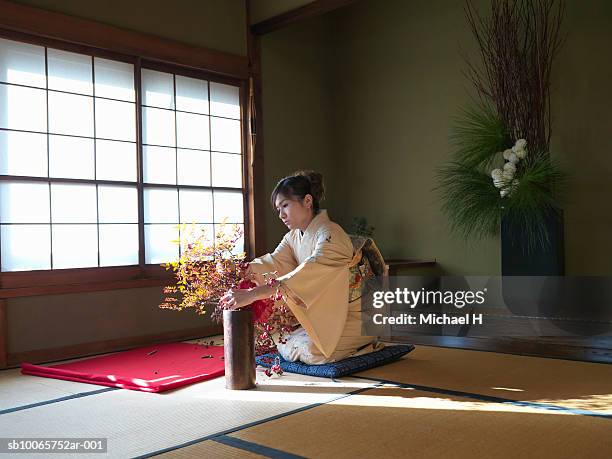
xmin=293 ymin=169 xmax=325 ymax=203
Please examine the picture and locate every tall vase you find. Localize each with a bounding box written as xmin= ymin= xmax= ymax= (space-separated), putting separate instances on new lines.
xmin=501 ymin=209 xmax=565 ymax=276
xmin=501 ymin=210 xmax=565 ymax=317
xmin=223 ymin=309 xmax=256 ymax=390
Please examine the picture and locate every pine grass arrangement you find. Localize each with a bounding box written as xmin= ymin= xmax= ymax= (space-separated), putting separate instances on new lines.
xmin=437 ymin=0 xmax=566 ymax=252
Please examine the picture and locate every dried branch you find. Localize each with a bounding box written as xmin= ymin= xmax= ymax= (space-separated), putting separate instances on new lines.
xmin=463 ymin=0 xmax=565 ymax=157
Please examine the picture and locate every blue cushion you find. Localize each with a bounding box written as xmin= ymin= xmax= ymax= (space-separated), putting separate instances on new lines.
xmin=256 ymin=344 xmax=415 ymax=379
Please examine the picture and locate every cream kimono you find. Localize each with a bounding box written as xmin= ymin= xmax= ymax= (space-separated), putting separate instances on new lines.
xmin=249 ymin=210 xmax=379 ymax=364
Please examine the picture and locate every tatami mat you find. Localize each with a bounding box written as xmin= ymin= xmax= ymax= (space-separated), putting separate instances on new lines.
xmin=3 ymin=340 xmax=611 ymax=458
xmin=354 ymin=345 xmax=612 ymax=414
xmin=228 ymin=385 xmax=612 ymax=459
xmin=0 ymin=366 xmax=374 ymax=458
xmin=0 ymin=367 xmax=113 ymax=412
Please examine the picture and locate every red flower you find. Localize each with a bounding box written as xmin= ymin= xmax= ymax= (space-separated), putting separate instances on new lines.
xmin=236 ymin=279 xmax=274 ymax=323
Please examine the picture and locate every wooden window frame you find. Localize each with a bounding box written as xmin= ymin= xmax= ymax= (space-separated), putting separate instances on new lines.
xmin=0 ymin=1 xmax=254 ymax=297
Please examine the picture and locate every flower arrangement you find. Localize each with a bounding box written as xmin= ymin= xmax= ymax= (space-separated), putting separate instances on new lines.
xmin=160 ymin=223 xmax=296 ymax=358
xmin=436 ymin=0 xmax=566 ymax=252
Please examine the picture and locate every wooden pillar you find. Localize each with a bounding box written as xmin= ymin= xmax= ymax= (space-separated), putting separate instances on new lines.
xmin=0 ymin=299 xmax=7 ymax=369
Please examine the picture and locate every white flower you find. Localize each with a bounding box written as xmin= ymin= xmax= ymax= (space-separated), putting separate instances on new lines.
xmin=502 ymin=149 xmax=513 ymax=161
xmin=500 ymin=188 xmax=509 ymax=197
xmin=515 ymin=139 xmax=527 ymax=150
xmin=493 ymin=178 xmax=504 ymax=188
xmin=507 ymin=152 xmax=519 ymax=163
xmin=515 ymin=148 xmax=527 ymax=160
xmin=503 ymin=162 xmax=516 ymax=174
xmin=491 ymin=168 xmax=503 ymax=179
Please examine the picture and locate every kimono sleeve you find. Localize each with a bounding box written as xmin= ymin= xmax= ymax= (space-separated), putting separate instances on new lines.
xmin=249 ymin=232 xmax=298 ymax=278
xmin=277 ymin=227 xmax=353 ymax=357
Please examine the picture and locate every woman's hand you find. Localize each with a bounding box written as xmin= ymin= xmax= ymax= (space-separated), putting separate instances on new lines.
xmin=219 ymin=289 xmax=256 ymax=310
xmin=219 ymin=284 xmax=275 ymax=310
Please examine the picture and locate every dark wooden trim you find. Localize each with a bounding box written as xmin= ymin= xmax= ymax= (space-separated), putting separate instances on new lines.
xmin=251 ymin=0 xmax=356 ymax=35
xmin=0 ymin=0 xmax=248 ymax=79
xmin=0 ymin=299 xmax=7 ymax=368
xmin=385 ymin=259 xmax=438 ymax=276
xmin=0 ymin=277 xmax=169 ymax=299
xmin=135 ymin=57 xmax=146 ymax=269
xmin=240 ymin=80 xmax=253 ymax=259
xmin=0 ymin=264 xmax=174 ymax=297
xmin=1 ymin=266 xmax=140 ymax=289
xmin=0 ymin=27 xmax=136 ymax=64
xmin=246 ymin=2 xmax=267 ymax=256
xmin=390 ymin=336 xmax=612 ymax=365
xmin=141 ymin=60 xmax=243 ymax=88
xmin=6 ymin=324 xmax=222 ymax=368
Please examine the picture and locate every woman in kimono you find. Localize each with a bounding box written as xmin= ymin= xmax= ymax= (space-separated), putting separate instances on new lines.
xmin=220 ymin=170 xmax=381 ymax=364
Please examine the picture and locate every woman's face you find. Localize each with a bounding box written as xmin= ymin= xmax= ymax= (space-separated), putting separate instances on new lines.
xmin=275 ymin=193 xmax=313 ymax=231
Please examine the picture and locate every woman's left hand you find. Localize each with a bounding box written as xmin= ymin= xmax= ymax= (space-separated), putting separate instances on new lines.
xmin=219 ymin=288 xmax=256 ymax=310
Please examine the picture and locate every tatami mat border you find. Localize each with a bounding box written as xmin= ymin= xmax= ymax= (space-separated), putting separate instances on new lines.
xmin=213 ymin=435 xmax=307 ymax=459
xmin=352 ymin=375 xmax=612 ymax=419
xmin=0 ymin=387 xmax=118 ymax=415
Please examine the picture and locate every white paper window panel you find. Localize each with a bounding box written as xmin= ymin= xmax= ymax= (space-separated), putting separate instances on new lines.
xmin=48 ymin=91 xmax=94 ymax=137
xmin=99 ymin=224 xmax=138 ymax=266
xmin=51 ymin=183 xmax=97 ymax=223
xmin=142 ymin=107 xmax=175 ymax=147
xmin=141 ymin=69 xmax=174 ymax=109
xmin=52 ymin=224 xmax=98 ymax=269
xmin=176 ymin=75 xmax=209 ymax=114
xmin=143 ymin=145 xmax=176 ymax=185
xmin=215 ymin=223 xmax=244 ymax=256
xmin=0 ymin=38 xmax=46 ymax=88
xmin=211 ymin=152 xmax=242 ymax=188
xmin=95 ymin=98 xmax=136 ymax=142
xmin=1 ymin=224 xmax=51 ymax=271
xmin=143 ymin=187 xmax=178 ymax=223
xmin=179 ymin=223 xmax=213 ymax=255
xmin=211 ymin=117 xmax=241 ymax=153
xmin=179 ymin=189 xmax=213 ymax=223
xmin=213 ymin=190 xmax=243 ymax=223
xmin=145 ymin=224 xmax=179 ymax=264
xmin=210 ymin=82 xmax=240 ymax=119
xmin=0 ymin=84 xmax=47 ymax=132
xmin=94 ymin=57 xmax=135 ymax=102
xmin=0 ymin=130 xmax=47 ymax=177
xmin=47 ymin=48 xmax=93 ymax=96
xmin=0 ymin=182 xmax=49 ymax=223
xmin=176 ymin=112 xmax=209 ymax=150
xmin=95 ymin=140 xmax=137 ymax=182
xmin=97 ymin=185 xmax=137 ymax=223
xmin=49 ymin=135 xmax=94 ymax=179
xmin=177 ymin=149 xmax=210 ymax=186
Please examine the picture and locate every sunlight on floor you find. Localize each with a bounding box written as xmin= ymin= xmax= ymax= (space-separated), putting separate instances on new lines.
xmin=330 ymin=390 xmax=571 ymax=415
xmin=532 ymin=393 xmax=612 ymax=413
xmin=491 ymin=387 xmax=525 ymax=392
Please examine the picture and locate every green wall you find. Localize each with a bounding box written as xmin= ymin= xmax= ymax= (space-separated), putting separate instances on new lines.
xmin=551 ymin=0 xmax=612 ymax=275
xmin=261 ymin=0 xmax=499 ymax=275
xmin=260 ymin=0 xmax=612 ymax=276
xmin=260 ymin=14 xmax=339 ymax=249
